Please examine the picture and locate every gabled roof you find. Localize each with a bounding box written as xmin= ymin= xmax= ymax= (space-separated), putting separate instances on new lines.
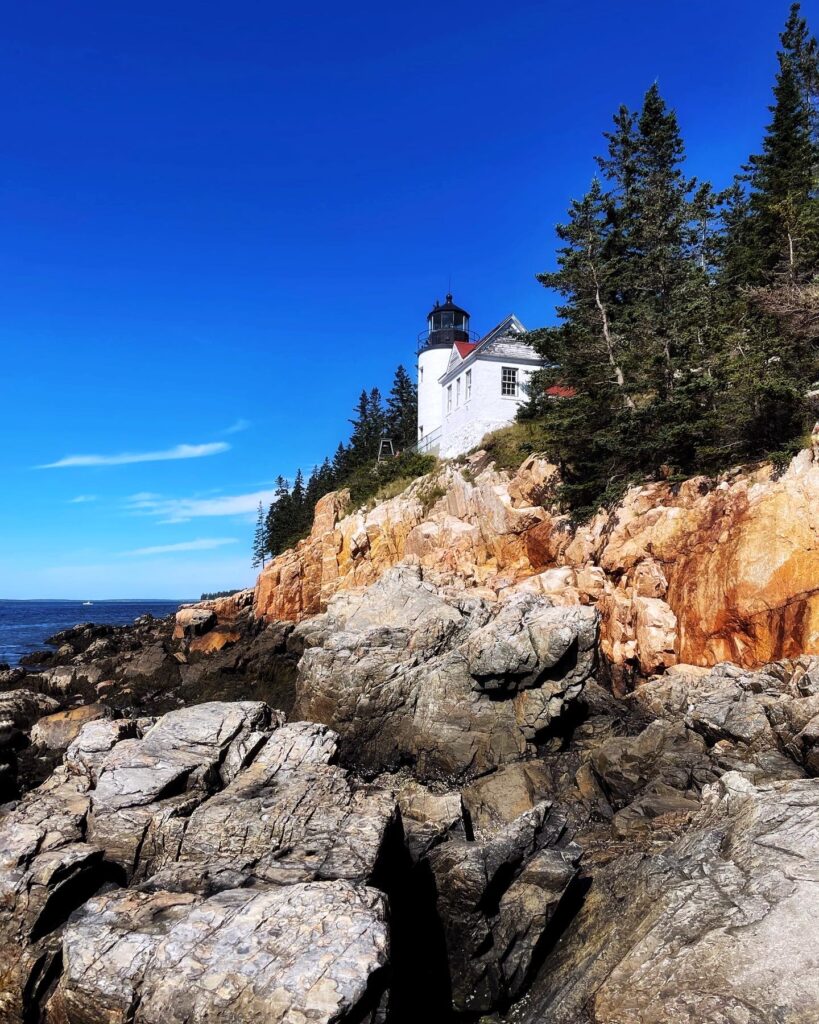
xmin=439 ymin=313 xmax=538 ymax=384
xmin=476 ymin=313 xmax=527 ymax=348
xmin=454 ymin=340 xmax=478 ymax=359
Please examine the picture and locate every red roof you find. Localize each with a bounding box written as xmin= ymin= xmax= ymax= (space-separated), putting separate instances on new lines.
xmin=545 ymin=384 xmax=577 ymax=398
xmin=454 ymin=341 xmax=478 ymax=359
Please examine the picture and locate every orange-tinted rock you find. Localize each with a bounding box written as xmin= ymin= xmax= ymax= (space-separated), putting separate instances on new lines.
xmin=189 ymin=630 xmax=243 ymax=655
xmin=30 ymin=703 xmax=109 ymax=751
xmin=252 ymin=446 xmax=819 ymax=674
xmin=254 ymin=465 xmax=549 ymax=624
xmin=587 ymin=451 xmax=819 ymax=668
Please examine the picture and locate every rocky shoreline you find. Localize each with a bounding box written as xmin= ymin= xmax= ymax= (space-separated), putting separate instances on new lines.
xmin=4 ymin=452 xmax=819 ymax=1022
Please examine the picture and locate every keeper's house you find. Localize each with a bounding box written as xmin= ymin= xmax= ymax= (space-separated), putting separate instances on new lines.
xmin=416 ymin=294 xmax=540 ymax=458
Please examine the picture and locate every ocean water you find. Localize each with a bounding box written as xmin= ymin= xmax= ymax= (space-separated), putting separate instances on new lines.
xmin=0 ymin=599 xmax=188 ymax=666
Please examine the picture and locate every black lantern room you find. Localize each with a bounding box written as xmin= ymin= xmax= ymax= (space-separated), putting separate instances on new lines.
xmin=422 ymin=294 xmax=472 ymax=348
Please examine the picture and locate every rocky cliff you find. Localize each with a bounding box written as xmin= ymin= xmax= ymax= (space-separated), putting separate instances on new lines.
xmin=6 ymin=447 xmax=819 ymax=1023
xmin=255 ymin=444 xmax=819 ymax=681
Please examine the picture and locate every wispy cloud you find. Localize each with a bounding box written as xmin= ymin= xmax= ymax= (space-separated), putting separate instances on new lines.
xmin=121 ymin=538 xmax=239 ymax=557
xmin=223 ymin=419 xmax=250 ymax=435
xmin=126 ymin=488 xmax=277 ymax=524
xmin=38 ymin=442 xmax=230 ymax=469
xmin=69 ymin=494 xmax=97 ymax=503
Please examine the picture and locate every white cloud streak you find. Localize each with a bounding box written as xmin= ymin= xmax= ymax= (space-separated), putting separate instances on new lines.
xmin=223 ymin=419 xmax=250 ymax=435
xmin=126 ymin=488 xmax=277 ymax=523
xmin=39 ymin=442 xmax=230 ymax=469
xmin=122 ymin=538 xmax=239 ymax=557
xmin=69 ymin=494 xmax=97 ymax=503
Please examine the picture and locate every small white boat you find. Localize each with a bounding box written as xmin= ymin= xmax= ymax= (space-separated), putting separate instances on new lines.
xmin=82 ymin=601 xmax=93 ymax=606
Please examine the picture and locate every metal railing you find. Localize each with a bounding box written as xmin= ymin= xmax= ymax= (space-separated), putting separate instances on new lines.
xmin=416 ymin=327 xmax=480 ymax=352
xmin=403 ymin=426 xmax=443 ymax=456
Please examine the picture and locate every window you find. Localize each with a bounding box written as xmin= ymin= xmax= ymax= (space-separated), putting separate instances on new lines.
xmin=501 ymin=366 xmax=518 ymax=397
xmin=465 ymin=369 xmax=472 ymax=401
xmin=447 ymin=385 xmax=452 ymax=413
xmin=456 ymin=377 xmax=461 ymax=407
xmin=419 ymin=366 xmax=424 ymax=383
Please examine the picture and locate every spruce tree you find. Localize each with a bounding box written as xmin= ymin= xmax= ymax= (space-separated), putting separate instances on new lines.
xmin=528 ymin=85 xmax=719 ymax=513
xmin=332 ymin=442 xmax=350 ymax=479
xmin=746 ymin=53 xmax=819 ymax=282
xmin=627 ymin=85 xmax=710 ymax=398
xmin=781 ymin=2 xmax=819 ymax=138
xmin=251 ymin=501 xmax=266 ymax=568
xmin=386 ymin=365 xmax=418 ymax=450
xmin=290 ymin=468 xmax=309 ymax=536
xmin=264 ymin=476 xmax=291 ymax=558
xmin=348 ymin=388 xmax=386 ymax=465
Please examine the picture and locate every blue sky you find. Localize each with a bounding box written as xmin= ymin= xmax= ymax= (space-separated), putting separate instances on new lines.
xmin=0 ymin=0 xmax=813 ymax=598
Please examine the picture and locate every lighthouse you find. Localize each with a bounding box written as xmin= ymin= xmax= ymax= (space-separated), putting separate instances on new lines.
xmin=416 ymin=294 xmax=472 ymax=447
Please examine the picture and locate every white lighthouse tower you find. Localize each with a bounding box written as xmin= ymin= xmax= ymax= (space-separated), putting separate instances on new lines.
xmin=417 ymin=294 xmax=473 ymax=450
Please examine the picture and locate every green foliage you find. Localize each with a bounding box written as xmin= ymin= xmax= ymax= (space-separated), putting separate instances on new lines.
xmin=345 ymin=450 xmax=437 ymax=509
xmin=472 ymin=420 xmax=553 ymax=472
xmin=258 ymin=367 xmax=432 ymax=562
xmin=523 ymin=6 xmax=819 ymax=518
xmin=386 ymin=364 xmax=418 ymax=450
xmin=251 ymin=501 xmax=266 ymax=569
xmin=199 ymin=589 xmax=241 ymax=600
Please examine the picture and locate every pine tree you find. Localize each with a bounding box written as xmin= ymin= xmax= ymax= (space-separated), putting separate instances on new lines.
xmin=781 ymin=2 xmax=819 ymax=138
xmin=264 ymin=476 xmax=291 ymax=558
xmin=527 ymin=86 xmax=719 ymax=513
xmin=348 ymin=388 xmax=386 ymax=465
xmin=251 ymin=501 xmax=266 ymax=568
xmin=747 ymin=53 xmax=819 ymax=282
xmin=529 ymin=178 xmax=637 ymax=512
xmin=290 ymin=468 xmax=309 ymax=536
xmin=627 ymin=85 xmax=711 ymax=398
xmin=537 ymin=178 xmax=630 ymax=403
xmin=733 ymin=4 xmax=819 ymax=288
xmin=386 ymin=365 xmax=418 ymax=450
xmin=332 ymin=442 xmax=350 ymax=479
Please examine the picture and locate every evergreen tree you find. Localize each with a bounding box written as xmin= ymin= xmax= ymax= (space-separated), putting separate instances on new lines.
xmin=386 ymin=364 xmax=418 ymax=450
xmin=719 ymin=179 xmax=757 ymax=287
xmin=251 ymin=501 xmax=266 ymax=568
xmin=527 ymin=86 xmax=718 ymax=514
xmin=348 ymin=388 xmax=386 ymax=465
xmin=290 ymin=468 xmax=309 ymax=536
xmin=264 ymin=476 xmax=291 ymax=558
xmin=624 ymin=84 xmax=711 ymax=399
xmin=781 ymin=2 xmax=819 ymax=138
xmin=318 ymin=456 xmax=335 ymax=489
xmin=332 ymin=442 xmax=350 ymax=479
xmin=304 ymin=465 xmax=321 ymax=511
xmin=704 ymin=4 xmax=819 ymax=466
xmin=746 ymin=52 xmax=819 ymax=282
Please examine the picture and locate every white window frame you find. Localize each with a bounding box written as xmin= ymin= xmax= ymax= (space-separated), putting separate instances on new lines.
xmin=456 ymin=377 xmax=461 ymax=407
xmin=465 ymin=369 xmax=472 ymax=401
xmin=501 ymin=366 xmax=519 ymax=398
xmin=447 ymin=384 xmax=452 ymax=413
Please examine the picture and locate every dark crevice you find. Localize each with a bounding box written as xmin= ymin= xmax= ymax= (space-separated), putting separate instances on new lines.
xmin=23 ymin=948 xmax=63 ymax=1024
xmin=477 ymin=860 xmax=523 ymax=918
xmin=537 ymin=636 xmax=581 ymax=686
xmin=344 ymin=965 xmax=391 ymax=1024
xmin=373 ymin=818 xmax=456 ymax=1023
xmin=30 ymin=859 xmax=127 ymax=942
xmin=520 ymin=874 xmax=593 ymax=994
